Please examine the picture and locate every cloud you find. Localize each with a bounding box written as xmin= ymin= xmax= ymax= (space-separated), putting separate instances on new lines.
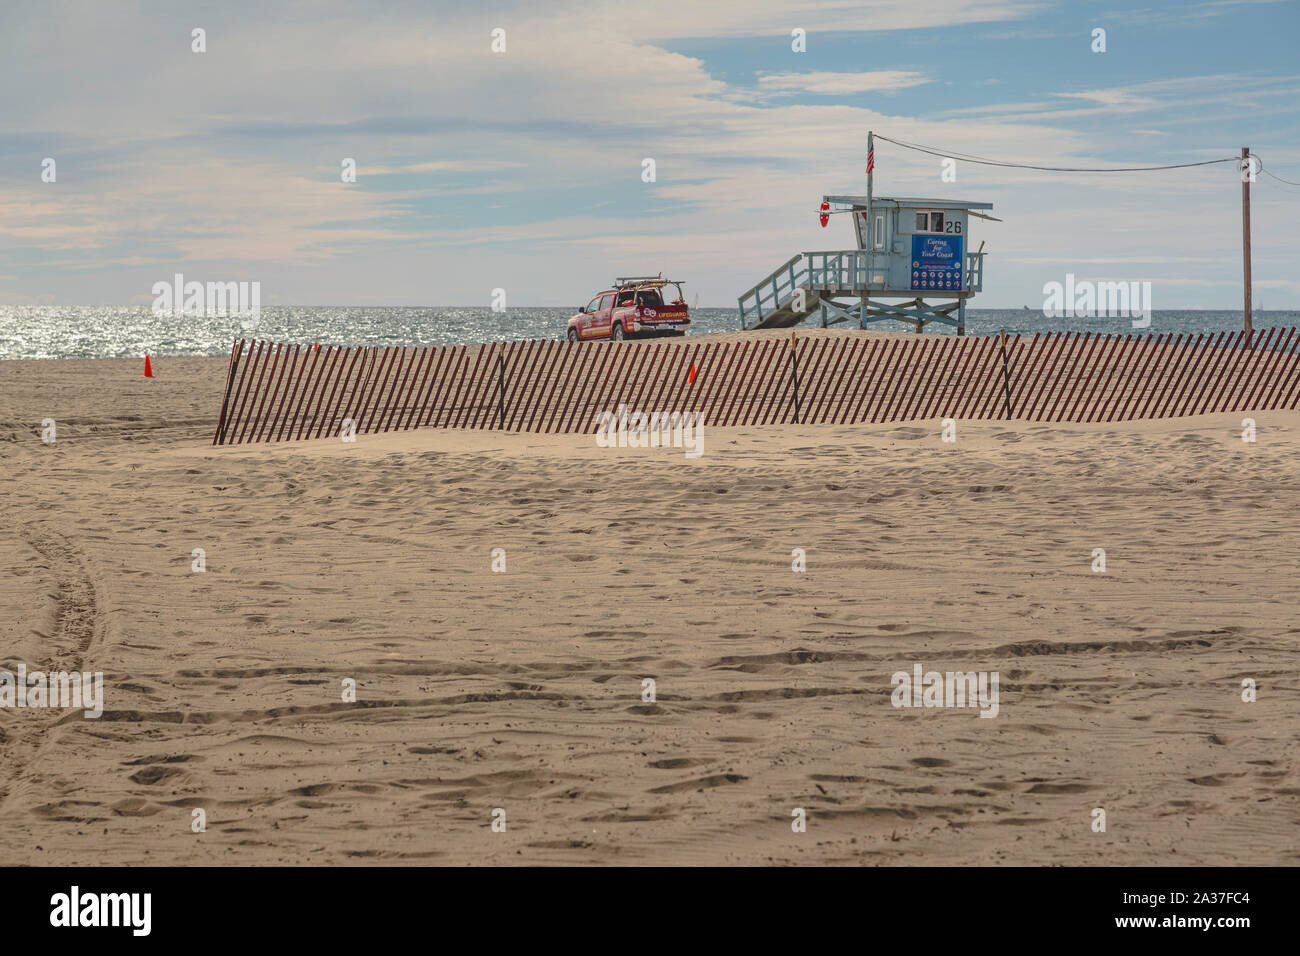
xmin=364 ymin=160 xmax=526 ymax=175
xmin=0 ymin=0 xmax=1295 ymax=309
xmin=1098 ymin=0 xmax=1288 ymax=24
xmin=944 ymin=74 xmax=1300 ymax=123
xmin=756 ymin=71 xmax=931 ymax=95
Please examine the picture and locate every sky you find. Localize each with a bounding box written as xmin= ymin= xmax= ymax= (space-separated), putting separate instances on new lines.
xmin=1 ymin=0 xmax=1298 ymax=309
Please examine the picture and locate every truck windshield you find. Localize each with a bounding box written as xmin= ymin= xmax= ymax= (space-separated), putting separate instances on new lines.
xmin=635 ymin=290 xmax=663 ymax=307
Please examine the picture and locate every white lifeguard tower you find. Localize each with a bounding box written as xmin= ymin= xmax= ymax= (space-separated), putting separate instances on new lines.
xmin=738 ymin=132 xmax=997 ymax=334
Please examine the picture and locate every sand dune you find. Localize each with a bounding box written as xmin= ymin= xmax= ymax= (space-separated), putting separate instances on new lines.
xmin=1 ymin=347 xmax=1297 ymax=865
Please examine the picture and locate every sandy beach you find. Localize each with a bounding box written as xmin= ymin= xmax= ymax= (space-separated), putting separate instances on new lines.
xmin=1 ymin=334 xmax=1297 ymax=865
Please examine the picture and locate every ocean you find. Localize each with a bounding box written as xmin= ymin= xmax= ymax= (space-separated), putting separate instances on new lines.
xmin=1 ymin=306 xmax=1294 ymax=360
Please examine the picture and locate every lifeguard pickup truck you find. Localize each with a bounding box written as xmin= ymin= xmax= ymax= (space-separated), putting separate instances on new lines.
xmin=567 ymin=276 xmax=690 ymax=341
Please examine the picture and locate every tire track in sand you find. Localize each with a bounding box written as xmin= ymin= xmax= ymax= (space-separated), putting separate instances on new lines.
xmin=0 ymin=522 xmax=107 ymax=814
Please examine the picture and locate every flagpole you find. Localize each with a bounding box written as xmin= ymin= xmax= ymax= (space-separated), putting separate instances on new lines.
xmin=865 ymin=130 xmax=874 ymax=329
xmin=1242 ymin=146 xmax=1253 ymax=344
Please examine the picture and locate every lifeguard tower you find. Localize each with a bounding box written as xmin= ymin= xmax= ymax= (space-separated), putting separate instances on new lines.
xmin=737 ymin=132 xmax=997 ymax=334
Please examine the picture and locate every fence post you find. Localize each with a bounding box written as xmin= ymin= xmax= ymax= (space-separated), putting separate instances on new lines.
xmin=497 ymin=342 xmax=507 ymax=429
xmin=213 ymin=338 xmax=243 ymax=445
xmin=999 ymin=328 xmax=1012 ymax=419
xmin=790 ymin=330 xmax=801 ymax=424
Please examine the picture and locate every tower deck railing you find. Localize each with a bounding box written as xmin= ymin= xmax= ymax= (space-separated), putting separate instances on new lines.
xmin=738 ymin=250 xmax=986 ymax=329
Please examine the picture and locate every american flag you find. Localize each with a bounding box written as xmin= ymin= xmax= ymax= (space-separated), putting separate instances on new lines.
xmin=867 ymin=142 xmax=874 ymax=174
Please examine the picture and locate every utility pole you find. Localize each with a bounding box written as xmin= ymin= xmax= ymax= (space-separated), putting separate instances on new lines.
xmin=1242 ymin=146 xmax=1253 ymax=343
xmin=863 ymin=130 xmax=874 ymax=331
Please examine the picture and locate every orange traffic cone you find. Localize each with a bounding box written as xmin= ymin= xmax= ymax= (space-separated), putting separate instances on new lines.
xmin=143 ymin=355 xmax=153 ymax=377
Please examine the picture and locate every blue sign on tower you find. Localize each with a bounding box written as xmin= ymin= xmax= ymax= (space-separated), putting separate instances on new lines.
xmin=910 ymin=235 xmax=963 ymax=292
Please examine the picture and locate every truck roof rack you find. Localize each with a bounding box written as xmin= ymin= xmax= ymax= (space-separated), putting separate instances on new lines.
xmin=613 ymin=276 xmax=684 ymax=289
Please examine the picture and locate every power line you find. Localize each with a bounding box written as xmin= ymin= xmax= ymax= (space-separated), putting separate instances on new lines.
xmin=1247 ymin=154 xmax=1300 ymax=189
xmin=874 ymin=133 xmax=1241 ymax=173
xmin=1260 ymin=171 xmax=1300 ymax=192
xmin=1259 ymin=164 xmax=1300 ymax=187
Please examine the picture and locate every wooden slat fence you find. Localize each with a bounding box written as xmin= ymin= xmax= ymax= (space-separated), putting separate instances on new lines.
xmin=212 ymin=329 xmax=1300 ymax=444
